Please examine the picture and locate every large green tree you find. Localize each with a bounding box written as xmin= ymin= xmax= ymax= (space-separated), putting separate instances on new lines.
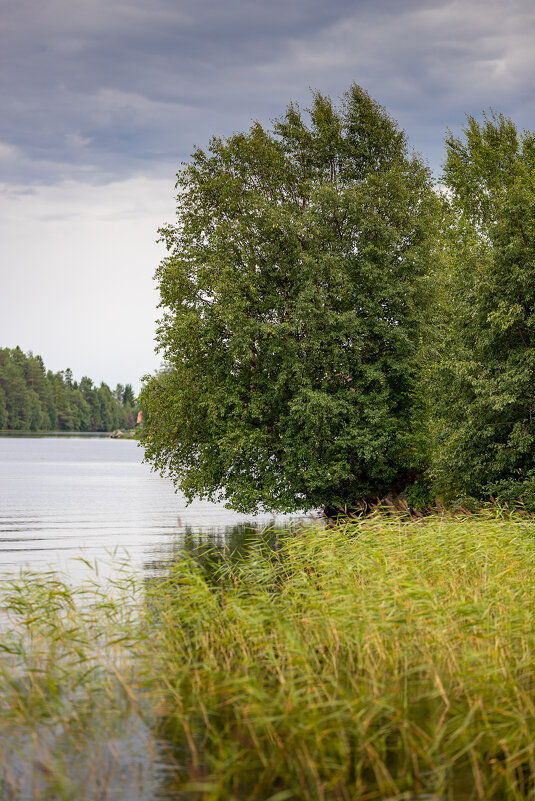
xmin=433 ymin=112 xmax=535 ymax=503
xmin=140 ymin=84 xmax=437 ymax=513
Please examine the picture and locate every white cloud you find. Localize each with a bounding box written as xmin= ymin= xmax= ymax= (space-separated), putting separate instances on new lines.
xmin=64 ymin=133 xmax=92 ymax=149
xmin=5 ymin=0 xmax=535 ymax=186
xmin=272 ymin=0 xmax=535 ymax=99
xmin=0 ymin=176 xmax=177 ymax=389
xmin=0 ymin=142 xmax=21 ymax=160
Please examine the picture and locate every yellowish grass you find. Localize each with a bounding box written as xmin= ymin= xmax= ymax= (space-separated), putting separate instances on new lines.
xmin=2 ymin=515 xmax=535 ymax=799
xmin=144 ymin=515 xmax=535 ymax=799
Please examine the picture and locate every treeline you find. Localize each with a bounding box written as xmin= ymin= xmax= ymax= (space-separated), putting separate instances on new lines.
xmin=0 ymin=347 xmax=139 ymax=432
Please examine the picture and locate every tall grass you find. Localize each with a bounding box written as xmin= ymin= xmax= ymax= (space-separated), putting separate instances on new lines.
xmin=0 ymin=565 xmax=162 ymax=801
xmin=2 ymin=515 xmax=535 ymax=799
xmin=143 ymin=515 xmax=535 ymax=800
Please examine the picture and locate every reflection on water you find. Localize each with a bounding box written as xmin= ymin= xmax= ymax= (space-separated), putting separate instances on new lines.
xmin=0 ymin=520 xmax=310 ymax=801
xmin=0 ymin=436 xmax=301 ymax=578
xmin=0 ymin=436 xmax=318 ymax=800
xmin=0 ymin=513 xmax=484 ymax=801
xmin=143 ymin=521 xmax=291 ymax=575
xmin=0 ymin=437 xmax=477 ymax=801
xmin=0 ymin=716 xmax=164 ymax=801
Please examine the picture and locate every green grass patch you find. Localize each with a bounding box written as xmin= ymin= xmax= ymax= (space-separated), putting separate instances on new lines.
xmin=2 ymin=516 xmax=535 ymax=799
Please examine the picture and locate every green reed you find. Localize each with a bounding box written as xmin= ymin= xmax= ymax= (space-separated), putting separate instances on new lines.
xmin=0 ymin=563 xmax=159 ymax=801
xmin=143 ymin=515 xmax=535 ymax=800
xmin=2 ymin=515 xmax=535 ymax=800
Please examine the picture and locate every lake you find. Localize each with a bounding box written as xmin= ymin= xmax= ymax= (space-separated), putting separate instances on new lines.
xmin=0 ymin=434 xmax=306 ymax=800
xmin=0 ymin=435 xmax=297 ymax=578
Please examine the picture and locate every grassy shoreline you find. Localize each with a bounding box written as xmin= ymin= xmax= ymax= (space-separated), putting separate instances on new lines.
xmin=2 ymin=515 xmax=535 ymax=799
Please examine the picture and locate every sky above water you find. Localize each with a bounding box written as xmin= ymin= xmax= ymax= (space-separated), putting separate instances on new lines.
xmin=2 ymin=0 xmax=535 ymax=389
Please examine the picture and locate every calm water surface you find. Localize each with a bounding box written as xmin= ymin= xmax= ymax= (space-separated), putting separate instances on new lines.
xmin=0 ymin=438 xmax=450 ymax=801
xmin=0 ymin=435 xmax=306 ymax=801
xmin=0 ymin=435 xmax=294 ymax=577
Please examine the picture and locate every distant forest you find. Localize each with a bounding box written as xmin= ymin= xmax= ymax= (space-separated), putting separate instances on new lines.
xmin=0 ymin=347 xmax=139 ymax=432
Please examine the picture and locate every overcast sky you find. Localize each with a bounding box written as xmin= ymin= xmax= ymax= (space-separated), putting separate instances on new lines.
xmin=2 ymin=0 xmax=535 ymax=390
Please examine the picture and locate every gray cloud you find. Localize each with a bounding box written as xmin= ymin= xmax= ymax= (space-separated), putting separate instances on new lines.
xmin=2 ymin=0 xmax=535 ymax=385
xmin=1 ymin=0 xmax=360 ymax=182
xmin=3 ymin=0 xmax=535 ymax=187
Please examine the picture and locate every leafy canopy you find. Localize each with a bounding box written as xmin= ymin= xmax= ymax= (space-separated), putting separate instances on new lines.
xmin=140 ymin=84 xmax=437 ymax=513
xmin=433 ymin=112 xmax=535 ymax=502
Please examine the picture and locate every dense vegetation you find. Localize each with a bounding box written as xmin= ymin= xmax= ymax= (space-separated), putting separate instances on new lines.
xmin=141 ymin=84 xmax=535 ymax=512
xmin=3 ymin=515 xmax=535 ymax=800
xmin=0 ymin=346 xmax=138 ymax=432
xmin=141 ymin=84 xmax=438 ymax=514
xmin=4 ymin=85 xmax=535 ymax=801
xmin=430 ymin=113 xmax=535 ymax=507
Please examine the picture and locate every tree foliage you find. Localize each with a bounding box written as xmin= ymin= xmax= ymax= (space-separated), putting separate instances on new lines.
xmin=141 ymin=84 xmax=437 ymax=513
xmin=0 ymin=347 xmax=138 ymax=432
xmin=432 ymin=112 xmax=535 ymax=502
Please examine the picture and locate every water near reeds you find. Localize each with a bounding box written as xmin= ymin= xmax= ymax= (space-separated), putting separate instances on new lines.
xmin=0 ymin=435 xmax=294 ymax=577
xmin=3 ymin=437 xmax=535 ymax=799
xmin=3 ymin=515 xmax=535 ymax=800
xmin=0 ymin=435 xmax=301 ymax=800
